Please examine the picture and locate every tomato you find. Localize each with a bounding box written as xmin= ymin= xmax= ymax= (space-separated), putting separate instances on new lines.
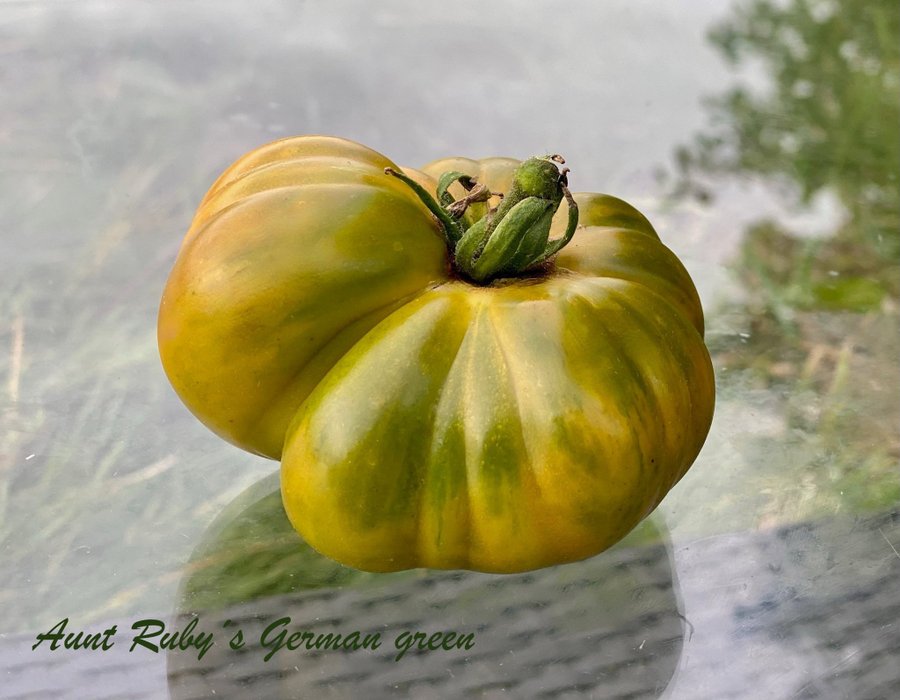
xmin=159 ymin=136 xmax=714 ymax=574
xmin=158 ymin=137 xmax=448 ymax=458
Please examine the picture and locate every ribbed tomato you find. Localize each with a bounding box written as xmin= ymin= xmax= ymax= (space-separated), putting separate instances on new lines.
xmin=159 ymin=136 xmax=714 ymax=573
xmin=158 ymin=137 xmax=448 ymax=458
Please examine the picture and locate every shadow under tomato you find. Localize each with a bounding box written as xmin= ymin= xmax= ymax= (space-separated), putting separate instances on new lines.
xmin=167 ymin=472 xmax=686 ymax=699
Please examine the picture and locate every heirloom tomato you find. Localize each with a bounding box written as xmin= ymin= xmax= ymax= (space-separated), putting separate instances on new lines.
xmin=158 ymin=135 xmax=714 ymax=574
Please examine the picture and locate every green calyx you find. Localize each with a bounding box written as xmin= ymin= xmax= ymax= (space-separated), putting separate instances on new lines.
xmin=386 ymin=155 xmax=579 ymax=284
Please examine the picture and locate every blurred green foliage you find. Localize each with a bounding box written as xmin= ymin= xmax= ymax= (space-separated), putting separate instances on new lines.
xmin=675 ymin=0 xmax=900 ymax=523
xmin=676 ymin=0 xmax=899 ymax=314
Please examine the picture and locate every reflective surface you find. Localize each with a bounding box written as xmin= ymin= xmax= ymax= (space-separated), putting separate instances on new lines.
xmin=1 ymin=1 xmax=898 ymax=698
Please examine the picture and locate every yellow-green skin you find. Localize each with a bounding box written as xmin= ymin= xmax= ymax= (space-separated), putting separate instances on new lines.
xmin=158 ymin=136 xmax=715 ymax=574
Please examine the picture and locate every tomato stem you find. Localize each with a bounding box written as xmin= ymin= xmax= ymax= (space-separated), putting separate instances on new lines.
xmin=386 ymin=156 xmax=579 ymax=284
xmin=384 ymin=167 xmax=464 ymax=246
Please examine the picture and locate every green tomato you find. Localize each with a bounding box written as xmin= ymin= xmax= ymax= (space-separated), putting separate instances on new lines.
xmin=158 ymin=136 xmax=448 ymax=458
xmin=159 ymin=136 xmax=715 ymax=574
